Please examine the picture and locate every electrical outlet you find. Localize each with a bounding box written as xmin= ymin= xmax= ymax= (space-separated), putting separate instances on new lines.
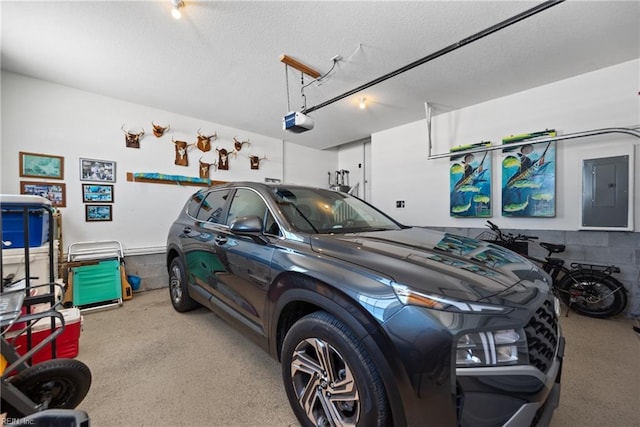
xmin=396 ymin=200 xmax=405 ymax=208
xmin=331 ymin=54 xmax=342 ymax=62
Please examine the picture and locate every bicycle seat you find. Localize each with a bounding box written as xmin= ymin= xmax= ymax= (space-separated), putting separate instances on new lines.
xmin=540 ymin=242 xmax=565 ymax=253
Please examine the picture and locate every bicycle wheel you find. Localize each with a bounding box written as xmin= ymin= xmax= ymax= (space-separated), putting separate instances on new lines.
xmin=557 ymin=271 xmax=628 ymax=318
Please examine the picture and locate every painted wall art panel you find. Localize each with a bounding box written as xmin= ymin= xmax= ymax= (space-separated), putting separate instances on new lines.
xmin=501 ymin=130 xmax=556 ymax=217
xmin=449 ymin=145 xmax=492 ymax=218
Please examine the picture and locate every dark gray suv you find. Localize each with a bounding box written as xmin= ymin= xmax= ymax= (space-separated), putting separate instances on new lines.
xmin=166 ymin=182 xmax=564 ymax=427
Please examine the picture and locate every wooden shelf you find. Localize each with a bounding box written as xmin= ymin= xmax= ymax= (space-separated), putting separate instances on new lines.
xmin=126 ymin=172 xmax=225 ymax=187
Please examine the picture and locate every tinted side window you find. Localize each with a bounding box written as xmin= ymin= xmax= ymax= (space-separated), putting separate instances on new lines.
xmin=195 ymin=189 xmax=230 ymax=224
xmin=226 ymin=188 xmax=267 ymax=226
xmin=227 ymin=189 xmax=280 ymax=236
xmin=186 ymin=191 xmax=205 ymax=217
xmin=264 ymin=210 xmax=280 ymax=236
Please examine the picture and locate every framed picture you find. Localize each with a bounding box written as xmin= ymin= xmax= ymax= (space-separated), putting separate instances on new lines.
xmin=20 ymin=181 xmax=66 ymax=208
xmin=80 ymin=158 xmax=116 ymax=182
xmin=85 ymin=204 xmax=112 ymax=222
xmin=82 ymin=184 xmax=114 ymax=203
xmin=19 ymin=152 xmax=64 ymax=180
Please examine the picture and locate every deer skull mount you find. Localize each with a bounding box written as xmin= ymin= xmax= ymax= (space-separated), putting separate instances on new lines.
xmin=233 ymin=137 xmax=251 ymax=153
xmin=173 ymin=138 xmax=191 ymax=167
xmin=249 ymin=155 xmax=267 ymax=170
xmin=151 ymin=122 xmax=170 ymax=138
xmin=216 ymin=148 xmax=231 ymax=170
xmin=196 ymin=129 xmax=217 ymax=152
xmin=199 ymin=157 xmax=218 ymax=179
xmin=122 ymin=124 xmax=145 ymax=148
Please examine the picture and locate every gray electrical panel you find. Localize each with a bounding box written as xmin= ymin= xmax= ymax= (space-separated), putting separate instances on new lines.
xmin=582 ymin=155 xmax=629 ymax=228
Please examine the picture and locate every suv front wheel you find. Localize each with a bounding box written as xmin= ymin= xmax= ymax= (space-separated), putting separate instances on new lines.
xmin=281 ymin=311 xmax=390 ymax=427
xmin=169 ymin=257 xmax=199 ymax=312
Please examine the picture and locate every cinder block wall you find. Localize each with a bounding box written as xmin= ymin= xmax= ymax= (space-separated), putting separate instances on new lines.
xmin=122 ymin=253 xmax=168 ymax=292
xmin=443 ymin=227 xmax=640 ymax=318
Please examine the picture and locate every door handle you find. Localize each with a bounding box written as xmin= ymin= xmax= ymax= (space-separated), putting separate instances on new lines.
xmin=183 ymin=227 xmax=192 ymax=234
xmin=214 ymin=236 xmax=227 ymax=245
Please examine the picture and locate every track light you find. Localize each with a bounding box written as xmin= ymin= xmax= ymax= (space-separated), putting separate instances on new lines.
xmin=171 ymin=0 xmax=184 ymax=19
xmin=359 ymin=97 xmax=366 ymax=110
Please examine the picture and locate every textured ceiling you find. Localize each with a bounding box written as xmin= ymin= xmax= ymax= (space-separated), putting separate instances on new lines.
xmin=2 ymin=1 xmax=639 ymax=149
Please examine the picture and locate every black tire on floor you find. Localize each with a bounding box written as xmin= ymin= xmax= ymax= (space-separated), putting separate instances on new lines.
xmin=168 ymin=256 xmax=199 ymax=312
xmin=5 ymin=358 xmax=91 ymax=418
xmin=281 ymin=311 xmax=390 ymax=427
xmin=557 ymin=271 xmax=628 ymax=318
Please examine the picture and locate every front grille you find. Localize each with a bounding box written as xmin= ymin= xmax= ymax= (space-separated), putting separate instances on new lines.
xmin=524 ymin=298 xmax=558 ymax=372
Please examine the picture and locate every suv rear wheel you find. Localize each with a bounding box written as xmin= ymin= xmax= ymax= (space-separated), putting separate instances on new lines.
xmin=169 ymin=257 xmax=199 ymax=312
xmin=281 ymin=311 xmax=390 ymax=427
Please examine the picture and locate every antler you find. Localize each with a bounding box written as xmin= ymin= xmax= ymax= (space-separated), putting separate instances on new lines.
xmin=173 ymin=137 xmax=195 ymax=148
xmin=197 ymin=129 xmax=217 ymax=140
xmin=151 ymin=121 xmax=170 ymax=137
xmin=199 ymin=156 xmax=217 ymax=168
xmin=233 ymin=137 xmax=250 ymax=152
xmin=122 ymin=124 xmax=144 ymax=136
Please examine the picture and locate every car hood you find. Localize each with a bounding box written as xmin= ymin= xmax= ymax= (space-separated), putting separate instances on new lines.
xmin=309 ymin=227 xmax=550 ymax=307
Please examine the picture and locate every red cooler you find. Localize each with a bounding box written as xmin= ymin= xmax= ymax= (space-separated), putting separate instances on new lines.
xmin=6 ymin=307 xmax=82 ymax=364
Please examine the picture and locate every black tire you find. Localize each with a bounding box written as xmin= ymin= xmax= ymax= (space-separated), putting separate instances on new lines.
xmin=281 ymin=311 xmax=390 ymax=427
xmin=169 ymin=257 xmax=199 ymax=312
xmin=557 ymin=271 xmax=628 ymax=318
xmin=4 ymin=359 xmax=91 ymax=418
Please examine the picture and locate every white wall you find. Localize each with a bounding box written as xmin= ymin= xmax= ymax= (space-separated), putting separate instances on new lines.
xmin=283 ymin=141 xmax=337 ymax=187
xmin=1 ymin=72 xmax=337 ymax=253
xmin=371 ymin=59 xmax=640 ymax=230
xmin=4 ymin=59 xmax=638 ymax=256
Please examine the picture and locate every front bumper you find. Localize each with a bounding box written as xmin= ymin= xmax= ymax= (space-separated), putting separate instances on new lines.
xmin=456 ymin=335 xmax=565 ymax=427
xmin=376 ymin=294 xmax=563 ymax=426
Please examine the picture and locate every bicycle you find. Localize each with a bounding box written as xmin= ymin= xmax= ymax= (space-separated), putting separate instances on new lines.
xmin=479 ymin=221 xmax=628 ymax=318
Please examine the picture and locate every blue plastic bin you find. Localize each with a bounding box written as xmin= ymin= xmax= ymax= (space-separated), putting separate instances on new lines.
xmin=1 ymin=208 xmax=50 ymax=248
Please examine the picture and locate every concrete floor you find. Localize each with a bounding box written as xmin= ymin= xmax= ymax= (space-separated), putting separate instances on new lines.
xmin=75 ymin=289 xmax=639 ymax=427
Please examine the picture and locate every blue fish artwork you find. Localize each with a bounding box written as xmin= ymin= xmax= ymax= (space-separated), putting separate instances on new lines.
xmin=450 ymin=150 xmax=492 ymax=217
xmin=501 ymin=140 xmax=556 ymax=217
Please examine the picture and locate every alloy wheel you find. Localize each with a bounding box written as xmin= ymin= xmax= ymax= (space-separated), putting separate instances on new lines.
xmin=290 ymin=337 xmax=359 ymax=427
xmin=170 ymin=264 xmax=183 ymax=304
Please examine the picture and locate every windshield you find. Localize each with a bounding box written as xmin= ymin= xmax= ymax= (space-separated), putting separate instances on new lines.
xmin=272 ymin=186 xmax=403 ymax=234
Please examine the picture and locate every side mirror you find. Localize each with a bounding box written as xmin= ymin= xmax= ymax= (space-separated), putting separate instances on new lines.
xmin=230 ymin=215 xmax=263 ymax=233
xmin=229 ymin=216 xmax=269 ymax=245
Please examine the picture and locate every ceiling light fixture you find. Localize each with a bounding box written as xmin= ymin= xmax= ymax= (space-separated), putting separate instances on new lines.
xmin=171 ymin=0 xmax=184 ymax=19
xmin=359 ymin=97 xmax=366 ymax=109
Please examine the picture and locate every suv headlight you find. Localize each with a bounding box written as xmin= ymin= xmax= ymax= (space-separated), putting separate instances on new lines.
xmin=392 ymin=284 xmax=510 ymax=314
xmin=456 ymin=329 xmax=528 ymax=367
